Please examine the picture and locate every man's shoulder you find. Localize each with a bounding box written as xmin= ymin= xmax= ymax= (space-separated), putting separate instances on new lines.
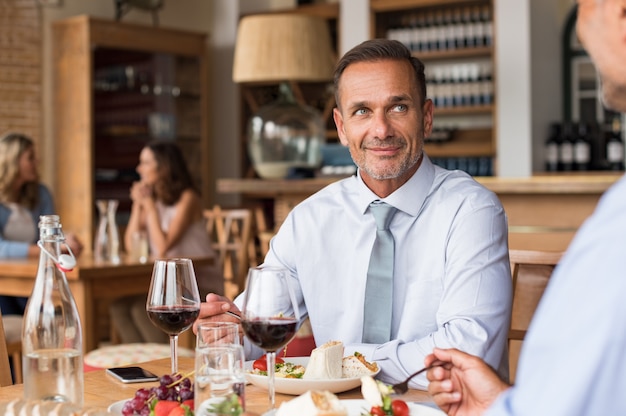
xmin=434 ymin=168 xmax=496 ymax=195
xmin=306 ymin=176 xmax=357 ymax=200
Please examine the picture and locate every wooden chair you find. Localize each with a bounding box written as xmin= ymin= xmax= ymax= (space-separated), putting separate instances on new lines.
xmin=0 ymin=310 xmax=16 ymax=386
xmin=204 ymin=205 xmax=256 ymax=299
xmin=508 ymin=249 xmax=563 ymax=382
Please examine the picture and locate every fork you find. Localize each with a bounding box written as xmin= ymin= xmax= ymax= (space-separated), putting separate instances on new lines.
xmin=391 ymin=362 xmax=443 ymax=394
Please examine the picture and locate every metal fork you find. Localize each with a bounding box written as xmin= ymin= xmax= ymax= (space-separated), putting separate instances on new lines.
xmin=391 ymin=363 xmax=442 ymax=394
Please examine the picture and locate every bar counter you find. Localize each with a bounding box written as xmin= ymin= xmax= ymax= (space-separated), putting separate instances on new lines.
xmin=218 ymin=173 xmax=622 ymax=252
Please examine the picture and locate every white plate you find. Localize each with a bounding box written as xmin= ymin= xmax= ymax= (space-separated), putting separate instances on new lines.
xmin=341 ymin=400 xmax=445 ymax=416
xmin=245 ymin=357 xmax=380 ymax=396
xmin=108 ymin=399 xmax=127 ymax=415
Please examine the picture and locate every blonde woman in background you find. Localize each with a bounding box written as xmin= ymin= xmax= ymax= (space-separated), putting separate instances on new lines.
xmin=0 ymin=132 xmax=83 ymax=315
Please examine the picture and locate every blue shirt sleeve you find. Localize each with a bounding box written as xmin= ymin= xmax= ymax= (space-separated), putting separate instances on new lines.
xmin=0 ymin=184 xmax=56 ymax=259
xmin=486 ymin=176 xmax=626 ymax=415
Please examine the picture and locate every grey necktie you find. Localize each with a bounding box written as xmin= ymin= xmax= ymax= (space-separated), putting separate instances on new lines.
xmin=362 ymin=201 xmax=397 ymax=344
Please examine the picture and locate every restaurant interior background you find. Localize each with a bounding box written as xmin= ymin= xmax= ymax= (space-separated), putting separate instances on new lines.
xmin=2 ymin=0 xmax=617 ymax=255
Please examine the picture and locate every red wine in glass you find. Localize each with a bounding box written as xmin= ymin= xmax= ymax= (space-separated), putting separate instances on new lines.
xmin=147 ymin=258 xmax=201 ymax=374
xmin=147 ymin=305 xmax=200 ymax=335
xmin=241 ymin=266 xmax=300 ymax=415
xmin=241 ymin=317 xmax=298 ymax=352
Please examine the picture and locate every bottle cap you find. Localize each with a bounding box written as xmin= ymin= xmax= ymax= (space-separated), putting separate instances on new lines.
xmin=57 ymin=254 xmax=76 ymax=272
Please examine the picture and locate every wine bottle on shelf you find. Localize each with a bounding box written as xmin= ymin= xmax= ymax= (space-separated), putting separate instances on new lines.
xmin=22 ymin=215 xmax=83 ymax=406
xmin=481 ymin=5 xmax=493 ymax=47
xmin=559 ymin=122 xmax=575 ymax=171
xmin=544 ymin=123 xmax=561 ymax=172
xmin=453 ymin=7 xmax=465 ymax=49
xmin=426 ymin=10 xmax=437 ymax=51
xmin=472 ymin=5 xmax=484 ymax=47
xmin=435 ymin=9 xmax=447 ymax=51
xmin=443 ymin=8 xmax=456 ymax=50
xmin=606 ymin=116 xmax=625 ymax=170
xmin=462 ymin=6 xmax=474 ymax=48
xmin=573 ymin=122 xmax=591 ymax=171
xmin=479 ymin=62 xmax=493 ymax=105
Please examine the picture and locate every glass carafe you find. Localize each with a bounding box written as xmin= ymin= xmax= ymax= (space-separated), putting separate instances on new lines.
xmin=94 ymin=199 xmax=120 ymax=264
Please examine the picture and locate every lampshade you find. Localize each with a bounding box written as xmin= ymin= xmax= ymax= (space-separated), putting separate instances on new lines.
xmin=232 ymin=13 xmax=336 ymax=83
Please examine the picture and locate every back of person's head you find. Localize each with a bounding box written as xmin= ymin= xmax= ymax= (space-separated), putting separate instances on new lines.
xmin=0 ymin=132 xmax=39 ymax=208
xmin=333 ymin=39 xmax=427 ymax=109
xmin=146 ymin=141 xmax=196 ymax=205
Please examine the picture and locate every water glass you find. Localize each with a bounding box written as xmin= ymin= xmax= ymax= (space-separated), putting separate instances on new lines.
xmin=194 ymin=342 xmax=246 ymax=416
xmin=196 ymin=322 xmax=241 ymax=347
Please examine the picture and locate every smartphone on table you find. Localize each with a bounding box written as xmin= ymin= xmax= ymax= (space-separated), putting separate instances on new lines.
xmin=106 ymin=366 xmax=159 ymax=383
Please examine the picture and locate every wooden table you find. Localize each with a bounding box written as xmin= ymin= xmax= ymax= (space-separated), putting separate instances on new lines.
xmin=0 ymin=357 xmax=434 ymax=414
xmin=0 ymin=255 xmax=213 ymax=352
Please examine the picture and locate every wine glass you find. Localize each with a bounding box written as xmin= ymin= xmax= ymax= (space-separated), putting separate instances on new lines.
xmin=240 ymin=266 xmax=300 ymax=414
xmin=146 ymin=258 xmax=201 ymax=374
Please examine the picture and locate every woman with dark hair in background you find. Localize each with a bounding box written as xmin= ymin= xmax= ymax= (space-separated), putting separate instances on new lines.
xmin=110 ymin=141 xmax=222 ymax=343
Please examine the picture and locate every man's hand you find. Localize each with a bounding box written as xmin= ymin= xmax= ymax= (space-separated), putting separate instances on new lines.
xmin=425 ymin=348 xmax=509 ymax=416
xmin=193 ymin=293 xmax=242 ymax=334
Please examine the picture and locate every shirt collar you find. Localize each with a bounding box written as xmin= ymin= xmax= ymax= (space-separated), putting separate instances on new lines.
xmin=355 ymin=154 xmax=435 ymax=217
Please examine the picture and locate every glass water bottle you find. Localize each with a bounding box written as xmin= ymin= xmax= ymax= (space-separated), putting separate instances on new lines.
xmin=22 ymin=215 xmax=84 ymax=405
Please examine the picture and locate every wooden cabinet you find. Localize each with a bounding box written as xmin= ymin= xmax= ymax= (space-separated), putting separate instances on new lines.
xmin=52 ymin=15 xmax=210 ymax=252
xmin=371 ymin=0 xmax=496 ymax=176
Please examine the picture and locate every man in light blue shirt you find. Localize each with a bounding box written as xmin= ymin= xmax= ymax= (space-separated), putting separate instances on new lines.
xmin=199 ymin=39 xmax=512 ymax=389
xmin=425 ymin=0 xmax=626 ymax=413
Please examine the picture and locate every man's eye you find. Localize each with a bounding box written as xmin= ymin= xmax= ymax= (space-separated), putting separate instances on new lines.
xmin=392 ymin=104 xmax=408 ymax=112
xmin=355 ymin=108 xmax=368 ymax=116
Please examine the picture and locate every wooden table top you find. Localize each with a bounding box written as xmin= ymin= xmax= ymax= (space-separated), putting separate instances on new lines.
xmin=0 ymin=255 xmax=214 ymax=280
xmin=0 ymin=357 xmax=434 ymax=414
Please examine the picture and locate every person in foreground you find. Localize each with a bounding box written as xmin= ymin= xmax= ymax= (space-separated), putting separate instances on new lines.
xmin=197 ymin=38 xmax=512 ymax=389
xmin=0 ymin=132 xmax=83 ymax=315
xmin=425 ymin=1 xmax=626 ymax=414
xmin=110 ymin=141 xmax=222 ymax=343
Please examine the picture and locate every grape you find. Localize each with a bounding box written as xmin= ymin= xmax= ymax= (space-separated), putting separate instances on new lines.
xmin=121 ymin=401 xmax=134 ymax=416
xmin=160 ymin=374 xmax=174 ymax=386
xmin=155 ymin=385 xmax=169 ymax=400
xmin=180 ymin=378 xmax=191 ymax=389
xmin=131 ymin=397 xmax=145 ymax=411
xmin=167 ymin=388 xmax=179 ymax=401
xmin=179 ymin=387 xmax=193 ymax=401
xmin=135 ymin=388 xmax=151 ymax=401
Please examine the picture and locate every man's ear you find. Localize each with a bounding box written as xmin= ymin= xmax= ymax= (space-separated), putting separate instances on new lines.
xmin=333 ymin=107 xmax=348 ymax=146
xmin=422 ymin=99 xmax=434 ymax=138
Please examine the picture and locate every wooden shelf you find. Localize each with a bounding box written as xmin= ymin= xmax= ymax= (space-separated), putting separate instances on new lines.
xmin=371 ymin=0 xmax=487 ymax=12
xmin=434 ymin=104 xmax=494 ymax=116
xmin=413 ymin=46 xmax=492 ymax=61
xmin=425 ymin=127 xmax=494 ymax=157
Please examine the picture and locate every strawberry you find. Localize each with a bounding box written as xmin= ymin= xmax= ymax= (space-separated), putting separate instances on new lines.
xmin=182 ymin=399 xmax=194 ymax=410
xmin=167 ymin=404 xmax=193 ymax=416
xmin=153 ymin=400 xmax=180 ymax=416
xmin=166 ymin=407 xmax=185 ymax=416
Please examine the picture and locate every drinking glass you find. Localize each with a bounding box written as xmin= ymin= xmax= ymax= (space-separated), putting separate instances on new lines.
xmin=240 ymin=266 xmax=300 ymax=414
xmin=146 ymin=258 xmax=201 ymax=373
xmin=195 ymin=322 xmax=245 ymax=415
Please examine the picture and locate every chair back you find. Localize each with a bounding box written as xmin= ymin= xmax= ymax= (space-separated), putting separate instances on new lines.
xmin=508 ymin=249 xmax=563 ymax=382
xmin=204 ymin=205 xmax=256 ymax=299
xmin=0 ymin=310 xmax=14 ymax=386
